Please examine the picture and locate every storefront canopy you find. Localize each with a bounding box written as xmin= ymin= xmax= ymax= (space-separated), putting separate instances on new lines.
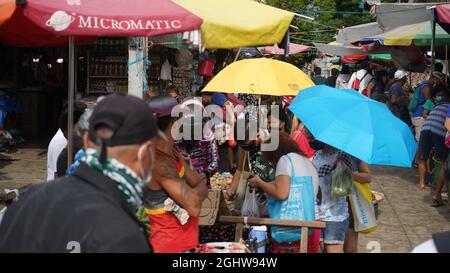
xmin=1 ymin=0 xmax=294 ymax=49
xmin=0 ymin=0 xmax=203 ymax=46
xmin=436 ymin=3 xmax=450 ymax=34
xmin=173 ymin=0 xmax=294 ymax=49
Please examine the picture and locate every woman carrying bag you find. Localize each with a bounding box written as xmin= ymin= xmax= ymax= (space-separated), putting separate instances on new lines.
xmin=226 ymin=117 xmax=275 ymax=215
xmin=247 ymin=132 xmax=320 ymax=253
xmin=344 ymin=160 xmax=374 ymax=253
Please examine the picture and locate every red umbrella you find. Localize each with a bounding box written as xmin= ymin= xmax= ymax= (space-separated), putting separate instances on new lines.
xmin=436 ymin=4 xmax=450 ymax=34
xmin=260 ymin=42 xmax=310 ymax=55
xmin=0 ymin=0 xmax=202 ymax=46
xmin=0 ymin=0 xmax=203 ymax=167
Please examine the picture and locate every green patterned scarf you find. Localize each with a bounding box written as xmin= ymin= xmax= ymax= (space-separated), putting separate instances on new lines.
xmin=81 ymin=148 xmax=144 ymax=211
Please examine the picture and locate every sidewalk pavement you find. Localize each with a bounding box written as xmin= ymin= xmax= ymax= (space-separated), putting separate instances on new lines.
xmin=358 ymin=166 xmax=450 ymax=253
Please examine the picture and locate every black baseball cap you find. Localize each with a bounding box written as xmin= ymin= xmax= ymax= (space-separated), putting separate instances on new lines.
xmin=88 ymin=93 xmax=163 ymax=146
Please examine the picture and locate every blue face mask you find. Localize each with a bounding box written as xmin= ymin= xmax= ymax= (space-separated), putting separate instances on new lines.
xmin=436 ymin=96 xmax=445 ymax=102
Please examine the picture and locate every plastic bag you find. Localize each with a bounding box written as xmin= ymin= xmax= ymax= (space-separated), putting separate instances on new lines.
xmin=241 ymin=187 xmax=260 ymax=217
xmin=331 ymin=161 xmax=353 ymax=197
xmin=160 ymin=59 xmax=172 ymax=81
xmin=232 ymin=152 xmax=250 ymax=212
xmin=348 ymin=181 xmax=377 ymax=233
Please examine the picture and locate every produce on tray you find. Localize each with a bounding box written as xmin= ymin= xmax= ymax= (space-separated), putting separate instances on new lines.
xmin=210 ymin=172 xmax=233 ymax=190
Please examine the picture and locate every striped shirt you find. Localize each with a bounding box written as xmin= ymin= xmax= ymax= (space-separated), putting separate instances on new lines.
xmin=421 ymin=103 xmax=450 ymax=137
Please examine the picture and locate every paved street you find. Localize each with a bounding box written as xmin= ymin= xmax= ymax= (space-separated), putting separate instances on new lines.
xmin=1 ymin=144 xmax=449 ymax=253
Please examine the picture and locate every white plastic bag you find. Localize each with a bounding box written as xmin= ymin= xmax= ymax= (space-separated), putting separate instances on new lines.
xmin=160 ymin=59 xmax=172 ymax=81
xmin=241 ymin=187 xmax=260 ymax=217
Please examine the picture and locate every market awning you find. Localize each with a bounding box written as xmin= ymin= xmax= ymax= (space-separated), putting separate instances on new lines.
xmin=0 ymin=0 xmax=15 ymax=27
xmin=368 ymin=54 xmax=392 ymax=61
xmin=336 ymin=22 xmax=384 ymax=45
xmin=376 ymin=3 xmax=432 ymax=29
xmin=0 ymin=0 xmax=203 ymax=46
xmin=367 ymin=21 xmax=450 ymax=46
xmin=173 ymin=0 xmax=294 ymax=48
xmin=314 ymin=42 xmax=365 ymax=56
xmin=259 ymin=43 xmax=310 ymax=55
xmin=436 ymin=3 xmax=450 ymax=34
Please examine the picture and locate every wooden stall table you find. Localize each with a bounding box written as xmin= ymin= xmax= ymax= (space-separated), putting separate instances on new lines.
xmin=199 ymin=190 xmax=326 ymax=253
xmin=218 ymin=216 xmax=326 ymax=253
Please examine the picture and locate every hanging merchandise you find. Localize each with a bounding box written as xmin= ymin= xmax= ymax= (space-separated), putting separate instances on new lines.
xmin=198 ymin=58 xmax=215 ymax=77
xmin=160 ymin=59 xmax=172 ymax=81
xmin=172 ymin=66 xmax=193 ymax=100
xmin=175 ymin=48 xmax=193 ymax=67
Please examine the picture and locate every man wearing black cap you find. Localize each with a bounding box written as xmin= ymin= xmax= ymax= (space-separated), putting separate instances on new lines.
xmin=0 ymin=94 xmax=159 ymax=253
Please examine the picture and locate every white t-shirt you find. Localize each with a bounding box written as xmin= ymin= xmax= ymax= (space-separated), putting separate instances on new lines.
xmin=411 ymin=239 xmax=438 ymax=253
xmin=335 ymin=74 xmax=351 ymax=89
xmin=275 ymin=153 xmax=319 ymax=198
xmin=347 ymin=69 xmax=373 ymax=93
xmin=47 ymin=129 xmax=67 ymax=181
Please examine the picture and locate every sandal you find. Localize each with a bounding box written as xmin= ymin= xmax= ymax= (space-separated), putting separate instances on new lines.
xmin=431 ymin=198 xmax=445 ymax=207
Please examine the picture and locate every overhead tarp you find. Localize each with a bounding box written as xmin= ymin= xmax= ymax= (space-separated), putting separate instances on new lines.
xmin=376 ymin=3 xmax=432 ymax=29
xmin=436 ymin=4 xmax=450 ymax=34
xmin=367 ymin=21 xmax=450 ymax=46
xmin=314 ymin=42 xmax=365 ymax=56
xmin=173 ymin=0 xmax=294 ymax=48
xmin=336 ymin=22 xmax=385 ymax=45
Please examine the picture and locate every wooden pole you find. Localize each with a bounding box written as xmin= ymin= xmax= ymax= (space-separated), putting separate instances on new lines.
xmin=67 ymin=36 xmax=75 ymax=168
xmin=219 ymin=215 xmax=326 ymax=228
xmin=446 ymin=45 xmax=448 ymax=86
xmin=233 ymin=48 xmax=242 ymax=63
xmin=430 ymin=8 xmax=436 ymax=74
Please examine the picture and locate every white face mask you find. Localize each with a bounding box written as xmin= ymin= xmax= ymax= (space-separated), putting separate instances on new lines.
xmin=137 ymin=144 xmax=154 ymax=184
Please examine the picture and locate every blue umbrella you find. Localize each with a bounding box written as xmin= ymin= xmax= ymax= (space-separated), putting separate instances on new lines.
xmin=288 ymin=85 xmax=417 ymax=167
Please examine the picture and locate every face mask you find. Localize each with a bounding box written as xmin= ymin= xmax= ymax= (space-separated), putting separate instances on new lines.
xmin=137 ymin=144 xmax=154 ymax=184
xmin=309 ymin=140 xmax=325 ymax=151
xmin=436 ymin=96 xmax=445 ymax=102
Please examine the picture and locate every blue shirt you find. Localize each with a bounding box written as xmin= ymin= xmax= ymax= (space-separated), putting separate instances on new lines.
xmin=412 ymin=83 xmax=428 ymax=118
xmin=388 ymin=83 xmax=403 ymax=99
xmin=212 ymin=93 xmax=228 ymax=107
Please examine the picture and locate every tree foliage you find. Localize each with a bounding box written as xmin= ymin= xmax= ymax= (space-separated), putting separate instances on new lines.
xmin=263 ymin=0 xmax=397 ymax=65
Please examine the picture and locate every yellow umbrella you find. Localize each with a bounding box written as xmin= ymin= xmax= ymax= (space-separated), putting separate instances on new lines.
xmin=202 ymin=58 xmax=315 ymax=96
xmin=173 ymin=0 xmax=294 ymax=48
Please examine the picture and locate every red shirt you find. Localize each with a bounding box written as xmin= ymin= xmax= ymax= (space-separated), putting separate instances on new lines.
xmin=148 ymin=211 xmax=199 ymax=253
xmin=147 ymin=154 xmax=199 ymax=253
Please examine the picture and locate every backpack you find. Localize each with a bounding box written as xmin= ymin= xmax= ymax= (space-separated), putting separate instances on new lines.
xmin=408 ymin=82 xmax=428 ymax=113
xmin=351 ymin=71 xmax=369 ymax=95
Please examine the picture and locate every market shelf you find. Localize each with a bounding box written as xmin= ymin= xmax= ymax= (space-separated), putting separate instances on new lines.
xmin=89 ymin=76 xmax=128 ymax=79
xmin=88 ymin=90 xmax=113 ymax=94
